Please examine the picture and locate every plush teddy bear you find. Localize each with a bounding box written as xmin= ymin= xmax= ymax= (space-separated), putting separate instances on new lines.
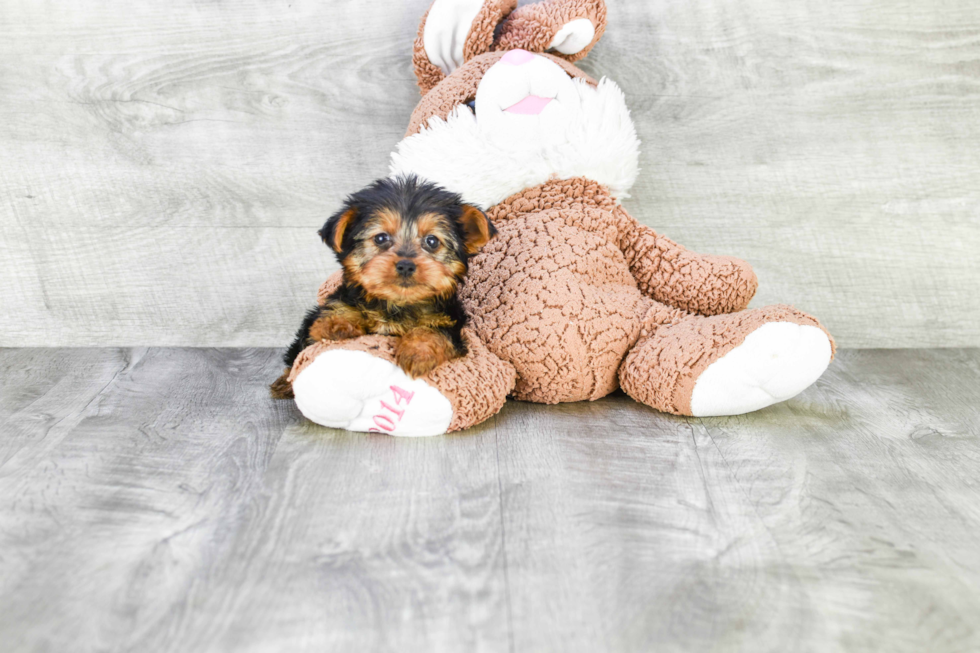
xmin=284 ymin=0 xmax=835 ymax=436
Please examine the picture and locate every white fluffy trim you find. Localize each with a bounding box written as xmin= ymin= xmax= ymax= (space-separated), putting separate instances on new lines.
xmin=389 ymin=78 xmax=640 ymax=209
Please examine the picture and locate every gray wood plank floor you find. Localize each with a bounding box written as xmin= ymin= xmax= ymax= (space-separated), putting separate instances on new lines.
xmin=1 ymin=347 xmax=979 ymax=652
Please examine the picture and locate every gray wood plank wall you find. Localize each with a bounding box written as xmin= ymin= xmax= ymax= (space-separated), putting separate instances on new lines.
xmin=2 ymin=0 xmax=978 ymax=347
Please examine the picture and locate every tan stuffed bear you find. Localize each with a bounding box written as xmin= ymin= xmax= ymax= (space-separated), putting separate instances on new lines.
xmin=285 ymin=0 xmax=835 ymax=436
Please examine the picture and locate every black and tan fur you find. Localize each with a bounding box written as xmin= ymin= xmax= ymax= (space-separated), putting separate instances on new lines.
xmin=271 ymin=175 xmax=496 ymax=399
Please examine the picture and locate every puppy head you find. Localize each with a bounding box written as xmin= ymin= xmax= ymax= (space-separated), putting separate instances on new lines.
xmin=319 ymin=175 xmax=496 ymax=305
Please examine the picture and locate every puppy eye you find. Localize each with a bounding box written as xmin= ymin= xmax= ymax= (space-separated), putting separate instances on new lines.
xmin=465 ymin=100 xmax=476 ymax=115
xmin=423 ymin=235 xmax=440 ymax=250
xmin=373 ymin=233 xmax=391 ymax=247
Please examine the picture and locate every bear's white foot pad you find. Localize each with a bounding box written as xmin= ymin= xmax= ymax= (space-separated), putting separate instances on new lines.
xmin=291 ymin=350 xmax=453 ymax=437
xmin=690 ymin=322 xmax=832 ymax=417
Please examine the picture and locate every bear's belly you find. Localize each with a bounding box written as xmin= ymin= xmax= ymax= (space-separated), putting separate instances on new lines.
xmin=461 ymin=212 xmax=646 ymax=404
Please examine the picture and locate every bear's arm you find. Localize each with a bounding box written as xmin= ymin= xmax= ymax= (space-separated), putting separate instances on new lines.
xmin=614 ymin=206 xmax=758 ymax=316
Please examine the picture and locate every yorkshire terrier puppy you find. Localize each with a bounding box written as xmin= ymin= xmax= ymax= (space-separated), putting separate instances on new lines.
xmin=271 ymin=175 xmax=496 ymax=399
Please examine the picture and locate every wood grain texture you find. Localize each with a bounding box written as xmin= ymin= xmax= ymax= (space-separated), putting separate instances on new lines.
xmin=1 ymin=347 xmax=979 ymax=652
xmin=0 ymin=0 xmax=979 ymax=347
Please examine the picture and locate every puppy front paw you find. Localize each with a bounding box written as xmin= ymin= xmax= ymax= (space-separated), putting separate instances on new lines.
xmin=395 ymin=329 xmax=456 ymax=379
xmin=309 ymin=315 xmax=366 ymax=342
xmin=396 ymin=350 xmax=442 ymax=379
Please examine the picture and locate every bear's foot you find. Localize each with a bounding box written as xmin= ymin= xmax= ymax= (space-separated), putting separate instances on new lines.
xmin=620 ymin=305 xmax=835 ymax=417
xmin=288 ymin=331 xmax=516 ymax=436
xmin=292 ymin=348 xmax=453 ymax=437
xmin=689 ymin=321 xmax=832 ymax=417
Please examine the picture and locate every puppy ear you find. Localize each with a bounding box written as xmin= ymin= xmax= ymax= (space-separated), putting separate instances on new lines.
xmin=319 ymin=206 xmax=358 ymax=253
xmin=458 ymin=204 xmax=496 ymax=255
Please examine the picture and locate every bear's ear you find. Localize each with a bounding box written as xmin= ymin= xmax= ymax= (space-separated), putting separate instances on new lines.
xmin=548 ymin=18 xmax=598 ymax=55
xmin=458 ymin=204 xmax=496 ymax=255
xmin=496 ymin=0 xmax=607 ymax=62
xmin=319 ymin=205 xmax=359 ymax=254
xmin=413 ymin=0 xmax=518 ymax=95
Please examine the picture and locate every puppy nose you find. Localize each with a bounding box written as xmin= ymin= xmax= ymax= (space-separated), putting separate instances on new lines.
xmin=395 ymin=259 xmax=416 ymax=278
xmin=501 ymin=49 xmax=535 ymax=66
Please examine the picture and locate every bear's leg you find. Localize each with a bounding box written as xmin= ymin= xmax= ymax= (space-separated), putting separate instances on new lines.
xmin=620 ymin=303 xmax=835 ymax=417
xmin=288 ymin=330 xmax=515 ymax=436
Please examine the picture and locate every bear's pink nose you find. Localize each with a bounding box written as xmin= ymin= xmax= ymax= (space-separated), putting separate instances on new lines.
xmin=500 ymin=49 xmax=535 ymax=66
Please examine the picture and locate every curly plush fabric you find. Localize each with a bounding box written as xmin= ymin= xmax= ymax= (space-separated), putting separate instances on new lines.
xmin=413 ymin=0 xmax=604 ymax=94
xmin=494 ymin=0 xmax=607 ymax=61
xmin=432 ymin=330 xmax=517 ymax=431
xmin=620 ymin=305 xmax=836 ymax=415
xmin=614 ymin=207 xmax=759 ymax=316
xmin=462 ymin=207 xmax=644 ymax=402
xmin=315 ymin=272 xmax=343 ymax=306
xmin=288 ymin=329 xmax=515 ymax=433
xmin=459 ymin=178 xmax=801 ymax=405
xmin=464 ymin=0 xmax=518 ymax=62
xmin=412 ymin=6 xmax=446 ymax=96
xmin=285 ymin=0 xmax=836 ymax=434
